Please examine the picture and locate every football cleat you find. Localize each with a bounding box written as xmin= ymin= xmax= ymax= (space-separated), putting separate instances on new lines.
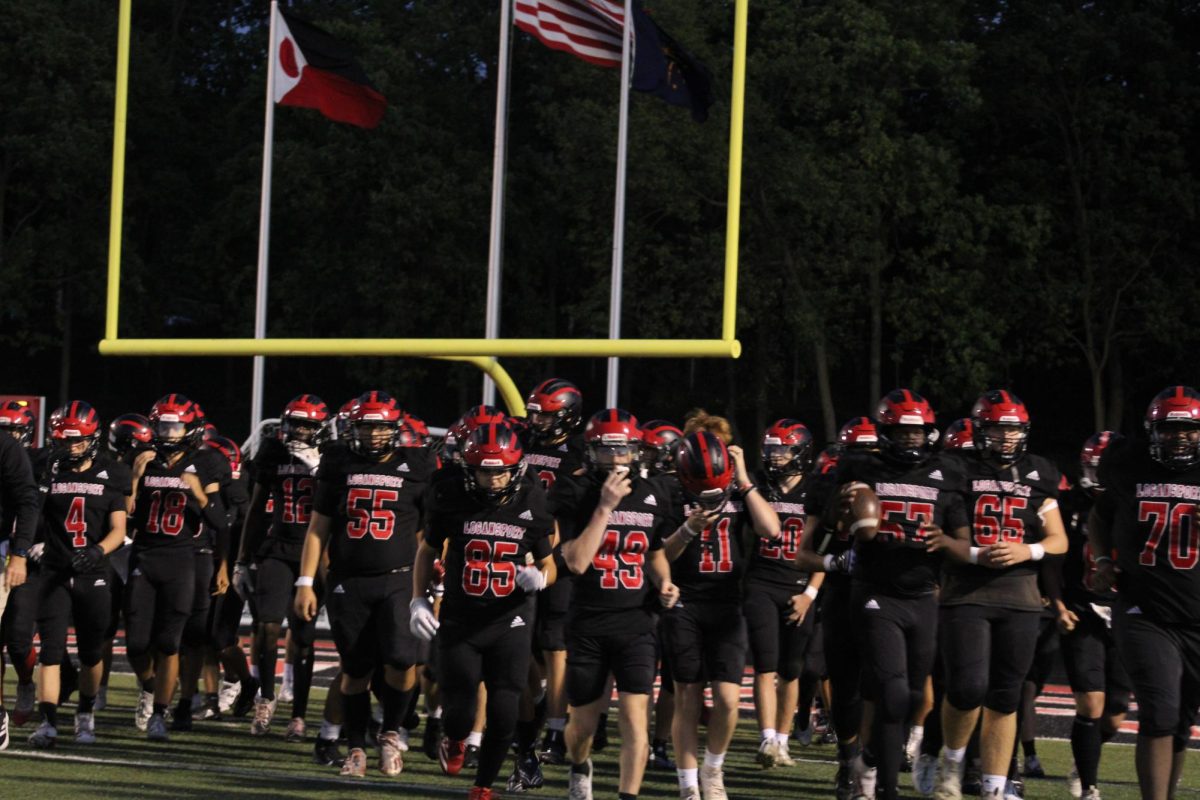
xmin=146 ymin=713 xmax=169 ymax=742
xmin=775 ymin=741 xmax=796 ymax=767
xmin=851 ymin=753 xmax=877 ymax=800
xmin=506 ymin=750 xmax=545 ymax=793
xmin=314 ymin=736 xmax=346 ymax=767
xmin=679 ymin=786 xmax=701 ymax=800
xmin=933 ymin=754 xmax=964 ymax=800
xmin=218 ymin=680 xmax=240 ymax=715
xmin=394 ymin=727 xmax=410 ymax=752
xmin=135 ymin=690 xmax=154 ymax=731
xmin=795 ymin=723 xmax=814 ymax=747
xmin=340 ymin=747 xmax=368 ymax=778
xmin=913 ymin=753 xmax=938 ymax=795
xmin=1082 ymin=788 xmax=1101 ymax=800
xmin=440 ymin=736 xmax=467 ymax=776
xmin=1004 ymin=778 xmax=1025 ymax=799
xmin=649 ymin=739 xmax=676 ymax=770
xmin=285 ymin=717 xmax=306 ymax=742
xmin=0 ymin=707 xmax=9 ymax=751
xmin=538 ymin=728 xmax=566 ymax=764
xmin=378 ymin=730 xmax=405 ymax=776
xmin=28 ymin=721 xmax=58 ymax=749
xmin=277 ymin=675 xmax=295 ymax=704
xmin=251 ymin=697 xmax=276 ymax=736
xmin=75 ymin=712 xmax=96 ymax=745
xmin=197 ymin=696 xmax=221 ymax=721
xmin=1023 ymin=755 xmax=1044 ymax=779
xmin=700 ymin=762 xmax=729 ymax=800
xmin=962 ymin=759 xmax=982 ymax=795
xmin=422 ymin=715 xmax=442 ymax=759
xmin=231 ymin=678 xmax=259 ymax=718
xmin=465 ymin=743 xmax=481 ymax=769
xmin=567 ymin=759 xmax=594 ymax=800
xmin=756 ymin=737 xmax=778 ymax=768
xmin=1066 ymin=765 xmax=1082 ymax=799
xmin=13 ymin=683 xmax=35 ymax=727
xmin=835 ymin=761 xmax=854 ymax=800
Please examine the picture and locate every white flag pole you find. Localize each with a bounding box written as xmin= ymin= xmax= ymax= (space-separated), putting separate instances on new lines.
xmin=483 ymin=0 xmax=515 ymax=407
xmin=251 ymin=1 xmax=279 ymax=435
xmin=606 ymin=0 xmax=633 ymax=408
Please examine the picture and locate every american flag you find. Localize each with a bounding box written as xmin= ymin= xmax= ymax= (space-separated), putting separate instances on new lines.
xmin=513 ymin=0 xmax=630 ymax=69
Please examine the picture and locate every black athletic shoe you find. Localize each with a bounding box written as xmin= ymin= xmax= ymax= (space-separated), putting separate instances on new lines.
xmin=538 ymin=729 xmax=566 ymax=765
xmin=313 ymin=736 xmax=346 ymax=767
xmin=835 ymin=761 xmax=853 ymax=800
xmin=170 ymin=703 xmax=193 ymax=732
xmin=422 ymin=716 xmax=442 ymax=760
xmin=506 ymin=750 xmax=545 ymax=793
xmin=465 ymin=743 xmax=480 ymax=770
xmin=231 ymin=678 xmax=259 ymax=719
xmin=649 ymin=740 xmax=676 ymax=771
xmin=58 ymin=660 xmax=79 ymax=706
xmin=591 ymin=714 xmax=608 ymax=752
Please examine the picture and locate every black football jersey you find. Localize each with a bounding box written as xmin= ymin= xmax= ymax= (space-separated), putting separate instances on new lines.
xmin=667 ymin=485 xmax=754 ymax=604
xmin=523 ymin=433 xmax=585 ymax=492
xmin=191 ymin=447 xmax=231 ymax=550
xmin=424 ymin=476 xmax=553 ymax=623
xmin=808 ymin=452 xmax=968 ymax=598
xmin=940 ymin=453 xmax=1061 ymax=610
xmin=550 ymin=472 xmax=673 ymax=635
xmin=1096 ymin=438 xmax=1200 ymax=624
xmin=746 ymin=473 xmax=810 ymax=590
xmin=314 ymin=448 xmax=432 ymax=577
xmin=40 ymin=461 xmax=126 ymax=571
xmin=132 ymin=452 xmax=223 ymax=552
xmin=253 ymin=437 xmax=318 ymax=562
xmin=1059 ymin=485 xmax=1117 ymax=610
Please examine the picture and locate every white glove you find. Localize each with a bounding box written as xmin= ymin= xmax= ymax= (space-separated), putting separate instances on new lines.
xmin=409 ymin=597 xmax=440 ymax=641
xmin=27 ymin=542 xmax=46 ymax=564
xmin=516 ymin=565 xmax=547 ymax=593
xmin=232 ymin=563 xmax=255 ymax=601
xmin=286 ymin=440 xmax=321 ymax=471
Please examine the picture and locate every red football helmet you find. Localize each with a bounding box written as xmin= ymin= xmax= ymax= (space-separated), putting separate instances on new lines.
xmin=874 ymin=389 xmax=938 ymax=464
xmin=348 ymin=390 xmax=403 ymax=458
xmin=403 ymin=413 xmax=432 ymax=448
xmin=108 ymin=412 xmax=154 ymax=457
xmin=761 ymin=418 xmax=813 ymax=478
xmin=334 ymin=398 xmax=358 ymax=440
xmin=205 ymin=434 xmax=244 ymax=480
xmin=971 ymin=390 xmax=1030 ymax=463
xmin=280 ymin=394 xmax=329 ymax=444
xmin=837 ymin=417 xmax=879 ymax=452
xmin=444 ymin=405 xmax=508 ymax=464
xmin=48 ymin=401 xmax=101 ymax=464
xmin=0 ymin=400 xmax=36 ymax=448
xmin=462 ymin=422 xmax=526 ymax=503
xmin=148 ymin=394 xmax=204 ymax=453
xmin=526 ymin=378 xmax=583 ymax=444
xmin=814 ymin=446 xmax=840 ymax=475
xmin=584 ymin=408 xmax=640 ymax=473
xmin=942 ymin=418 xmax=975 ymax=451
xmin=677 ymin=430 xmax=734 ymax=509
xmin=639 ymin=419 xmax=683 ymax=475
xmin=1145 ymin=385 xmax=1200 ymax=470
xmin=1080 ymin=430 xmax=1122 ymax=490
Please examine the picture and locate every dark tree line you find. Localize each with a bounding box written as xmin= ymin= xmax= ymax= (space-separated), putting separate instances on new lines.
xmin=1 ymin=0 xmax=1198 ymax=468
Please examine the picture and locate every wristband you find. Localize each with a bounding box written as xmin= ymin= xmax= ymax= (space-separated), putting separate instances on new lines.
xmin=294 ymin=576 xmax=315 ymax=588
xmin=739 ymin=484 xmax=757 ymax=496
xmin=803 ymin=585 xmax=819 ymax=600
xmin=677 ymin=523 xmax=699 ymax=541
xmin=1028 ymin=543 xmax=1045 ymax=561
xmin=968 ymin=547 xmax=981 ymax=565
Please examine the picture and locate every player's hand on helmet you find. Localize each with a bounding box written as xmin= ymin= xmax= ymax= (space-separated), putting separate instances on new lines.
xmin=516 ymin=565 xmax=548 ymax=593
xmin=598 ymin=469 xmax=633 ymax=513
xmin=232 ymin=562 xmax=255 ymax=600
xmin=294 ymin=585 xmax=319 ymax=622
xmin=658 ymin=580 xmax=680 ymax=609
xmin=409 ymin=596 xmax=440 ymax=641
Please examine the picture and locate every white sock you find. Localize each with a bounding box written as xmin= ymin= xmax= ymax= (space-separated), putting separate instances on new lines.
xmin=548 ymin=717 xmax=566 ymax=732
xmin=909 ymin=724 xmax=924 ymax=740
xmin=430 ymin=706 xmax=442 ymax=720
xmin=981 ymin=774 xmax=1006 ymax=794
xmin=761 ymin=727 xmax=776 ymax=742
xmin=703 ymin=749 xmax=725 ymax=768
xmin=944 ymin=746 xmax=966 ymax=762
xmin=249 ymin=665 xmax=260 ymax=680
xmin=677 ymin=767 xmax=699 ymax=789
xmin=283 ymin=663 xmax=295 ymax=685
xmin=776 ymin=732 xmax=789 ymax=748
xmin=319 ymin=720 xmax=341 ymax=740
xmin=467 ymin=730 xmax=483 ymax=747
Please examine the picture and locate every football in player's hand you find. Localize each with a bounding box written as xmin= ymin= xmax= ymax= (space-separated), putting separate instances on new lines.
xmin=840 ymin=482 xmax=880 ymax=539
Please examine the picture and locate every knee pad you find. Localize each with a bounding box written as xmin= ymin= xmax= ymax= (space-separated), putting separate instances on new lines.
xmin=1104 ymin=693 xmax=1130 ymax=718
xmin=984 ymin=684 xmax=1022 ymax=716
xmin=879 ymin=678 xmax=910 ymax=723
xmin=153 ymin=633 xmax=181 ymax=657
xmin=946 ymin=676 xmax=987 ymax=712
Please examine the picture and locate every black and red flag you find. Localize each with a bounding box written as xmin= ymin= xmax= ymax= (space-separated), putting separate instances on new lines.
xmin=272 ymin=7 xmax=387 ymax=129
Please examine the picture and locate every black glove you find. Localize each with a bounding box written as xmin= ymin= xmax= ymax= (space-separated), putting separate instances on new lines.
xmin=71 ymin=543 xmax=105 ymax=574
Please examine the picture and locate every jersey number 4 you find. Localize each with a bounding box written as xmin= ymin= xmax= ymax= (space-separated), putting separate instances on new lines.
xmin=1137 ymin=501 xmax=1198 ymax=570
xmin=346 ymin=488 xmax=398 ymax=540
xmin=65 ymin=496 xmax=88 ymax=548
xmin=463 ymin=539 xmax=519 ymax=596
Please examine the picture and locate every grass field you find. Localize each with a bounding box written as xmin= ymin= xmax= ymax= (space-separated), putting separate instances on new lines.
xmin=1 ymin=674 xmax=1196 ymax=798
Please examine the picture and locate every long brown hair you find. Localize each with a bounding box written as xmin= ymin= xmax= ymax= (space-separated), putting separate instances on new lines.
xmin=682 ymin=408 xmax=733 ymax=445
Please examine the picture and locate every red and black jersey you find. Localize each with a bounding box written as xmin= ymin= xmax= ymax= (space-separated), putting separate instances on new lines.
xmin=132 ymin=453 xmax=222 ymax=552
xmin=808 ymin=452 xmax=968 ymax=598
xmin=1096 ymin=437 xmax=1200 ymax=624
xmin=314 ymin=448 xmax=433 ymax=578
xmin=746 ymin=472 xmax=810 ymax=590
xmin=1059 ymin=485 xmax=1117 ymax=608
xmin=39 ymin=460 xmax=127 ymax=571
xmin=550 ymin=472 xmax=673 ymax=636
xmin=522 ymin=433 xmax=585 ymax=492
xmin=423 ymin=475 xmax=553 ymax=623
xmin=940 ymin=452 xmax=1061 ymax=610
xmin=253 ymin=437 xmax=318 ymax=562
xmin=667 ymin=486 xmax=755 ymax=603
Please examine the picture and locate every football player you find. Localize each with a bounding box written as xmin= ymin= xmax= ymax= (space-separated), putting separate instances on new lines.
xmin=935 ymin=391 xmax=1068 ymax=800
xmin=662 ymin=417 xmax=781 ymax=800
xmin=551 ymin=408 xmax=679 ymax=800
xmin=26 ymin=403 xmax=128 ymax=747
xmin=294 ymin=391 xmax=433 ymax=778
xmin=744 ymin=419 xmax=821 ymax=770
xmin=1052 ymin=431 xmax=1130 ymax=800
xmin=126 ymin=395 xmax=226 ymax=741
xmin=1088 ymin=386 xmax=1200 ymax=800
xmin=412 ymin=422 xmax=556 ymax=800
xmin=240 ymin=394 xmax=329 ymax=738
xmin=803 ymin=390 xmax=970 ymax=800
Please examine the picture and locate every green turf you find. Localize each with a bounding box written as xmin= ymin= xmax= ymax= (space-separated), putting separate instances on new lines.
xmin=0 ymin=675 xmax=1194 ymax=798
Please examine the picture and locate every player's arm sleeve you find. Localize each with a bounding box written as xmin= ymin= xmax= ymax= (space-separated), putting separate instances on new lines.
xmin=1 ymin=438 xmax=39 ymax=551
xmin=943 ymin=490 xmax=970 ymax=534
